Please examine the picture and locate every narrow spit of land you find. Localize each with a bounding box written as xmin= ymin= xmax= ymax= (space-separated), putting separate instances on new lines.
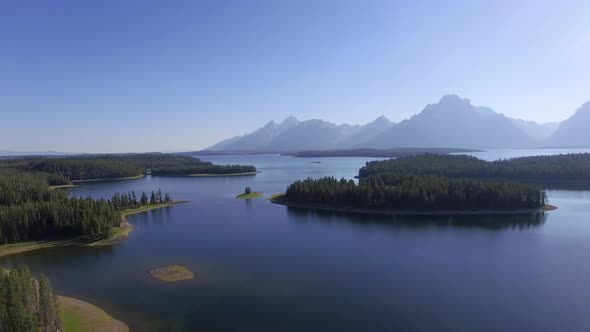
xmin=0 ymin=200 xmax=190 ymax=257
xmin=236 ymin=191 xmax=264 ymax=199
xmin=91 ymin=200 xmax=190 ymax=246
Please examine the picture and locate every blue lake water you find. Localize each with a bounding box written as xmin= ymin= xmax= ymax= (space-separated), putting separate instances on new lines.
xmin=2 ymin=151 xmax=590 ymax=331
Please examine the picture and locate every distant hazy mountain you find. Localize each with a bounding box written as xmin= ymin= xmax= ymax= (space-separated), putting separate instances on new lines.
xmin=362 ymin=95 xmax=535 ymax=149
xmin=206 ymin=116 xmax=395 ymax=151
xmin=548 ymin=102 xmax=590 ymax=147
xmin=338 ymin=116 xmax=395 ymax=147
xmin=266 ymin=119 xmax=356 ymax=150
xmin=205 ymin=94 xmax=578 ymax=152
xmin=206 ymin=116 xmax=300 ymax=150
xmin=510 ymin=119 xmax=559 ymax=141
xmin=0 ymin=150 xmax=74 ymax=157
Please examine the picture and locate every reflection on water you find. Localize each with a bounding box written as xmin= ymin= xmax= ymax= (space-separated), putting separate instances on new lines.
xmin=286 ymin=207 xmax=547 ymax=230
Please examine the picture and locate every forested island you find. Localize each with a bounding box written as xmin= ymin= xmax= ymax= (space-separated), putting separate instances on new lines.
xmin=0 ymin=154 xmax=256 ymax=186
xmin=270 ymin=154 xmax=581 ymax=215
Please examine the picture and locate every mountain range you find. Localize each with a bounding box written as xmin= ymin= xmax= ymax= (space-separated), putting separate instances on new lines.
xmin=205 ymin=95 xmax=590 ymax=151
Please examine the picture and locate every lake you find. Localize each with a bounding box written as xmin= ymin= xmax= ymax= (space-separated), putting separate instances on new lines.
xmin=2 ymin=150 xmax=590 ymax=331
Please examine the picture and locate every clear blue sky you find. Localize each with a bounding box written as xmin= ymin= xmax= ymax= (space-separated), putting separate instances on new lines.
xmin=1 ymin=0 xmax=589 ymax=153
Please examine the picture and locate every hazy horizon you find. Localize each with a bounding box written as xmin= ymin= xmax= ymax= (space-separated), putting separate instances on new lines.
xmin=2 ymin=0 xmax=589 ymax=153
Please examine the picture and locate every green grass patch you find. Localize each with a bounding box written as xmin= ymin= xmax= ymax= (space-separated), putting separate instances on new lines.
xmin=268 ymin=192 xmax=286 ymax=203
xmin=236 ymin=191 xmax=263 ymax=199
xmin=149 ymin=265 xmax=195 ymax=282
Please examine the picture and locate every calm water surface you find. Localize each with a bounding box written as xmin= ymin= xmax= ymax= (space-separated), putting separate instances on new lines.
xmin=2 ymin=152 xmax=590 ymax=331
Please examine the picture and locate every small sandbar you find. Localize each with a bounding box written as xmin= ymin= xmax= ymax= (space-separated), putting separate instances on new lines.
xmin=149 ymin=265 xmax=195 ymax=282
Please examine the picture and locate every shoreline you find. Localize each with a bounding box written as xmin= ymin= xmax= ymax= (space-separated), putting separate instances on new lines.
xmin=269 ymin=194 xmax=558 ymax=217
xmin=91 ymin=200 xmax=191 ymax=246
xmin=189 ymin=171 xmax=258 ymax=177
xmin=49 ymin=184 xmax=78 ymax=190
xmin=58 ymin=295 xmax=129 ymax=332
xmin=48 ymin=175 xmax=146 ymax=190
xmin=71 ymin=174 xmax=145 ymax=183
xmin=0 ymin=200 xmax=190 ymax=257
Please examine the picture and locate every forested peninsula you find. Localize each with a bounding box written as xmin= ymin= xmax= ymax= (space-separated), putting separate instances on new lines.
xmin=0 ymin=152 xmax=261 ymax=246
xmin=270 ymin=154 xmax=587 ymax=215
xmin=0 ymin=168 xmax=183 ymax=246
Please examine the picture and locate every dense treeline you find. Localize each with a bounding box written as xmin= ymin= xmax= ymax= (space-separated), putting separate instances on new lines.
xmin=0 ymin=171 xmax=172 ymax=244
xmin=0 ymin=267 xmax=62 ymax=332
xmin=0 ymin=197 xmax=119 ymax=244
xmin=0 ymin=157 xmax=142 ymax=185
xmin=359 ymin=154 xmax=590 ymax=182
xmin=0 ymin=154 xmax=256 ymax=184
xmin=110 ymin=188 xmax=171 ymax=211
xmin=286 ymin=176 xmax=546 ymax=211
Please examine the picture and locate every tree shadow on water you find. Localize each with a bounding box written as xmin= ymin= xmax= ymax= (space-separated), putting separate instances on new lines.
xmin=286 ymin=207 xmax=547 ymax=231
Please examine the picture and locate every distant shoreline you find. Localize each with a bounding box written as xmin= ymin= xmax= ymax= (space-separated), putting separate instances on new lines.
xmin=189 ymin=148 xmax=482 ymax=158
xmin=189 ymin=171 xmax=258 ymax=177
xmin=283 ymin=148 xmax=482 ymax=158
xmin=269 ymin=194 xmax=557 ymax=216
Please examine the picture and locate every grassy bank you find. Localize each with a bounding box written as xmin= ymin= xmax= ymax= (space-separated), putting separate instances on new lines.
xmin=58 ymin=295 xmax=129 ymax=332
xmin=189 ymin=171 xmax=258 ymax=177
xmin=120 ymin=200 xmax=189 ymax=217
xmin=236 ymin=192 xmax=263 ymax=199
xmin=0 ymin=200 xmax=190 ymax=256
xmin=270 ymin=193 xmax=558 ymax=216
xmin=0 ymin=238 xmax=91 ymax=258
